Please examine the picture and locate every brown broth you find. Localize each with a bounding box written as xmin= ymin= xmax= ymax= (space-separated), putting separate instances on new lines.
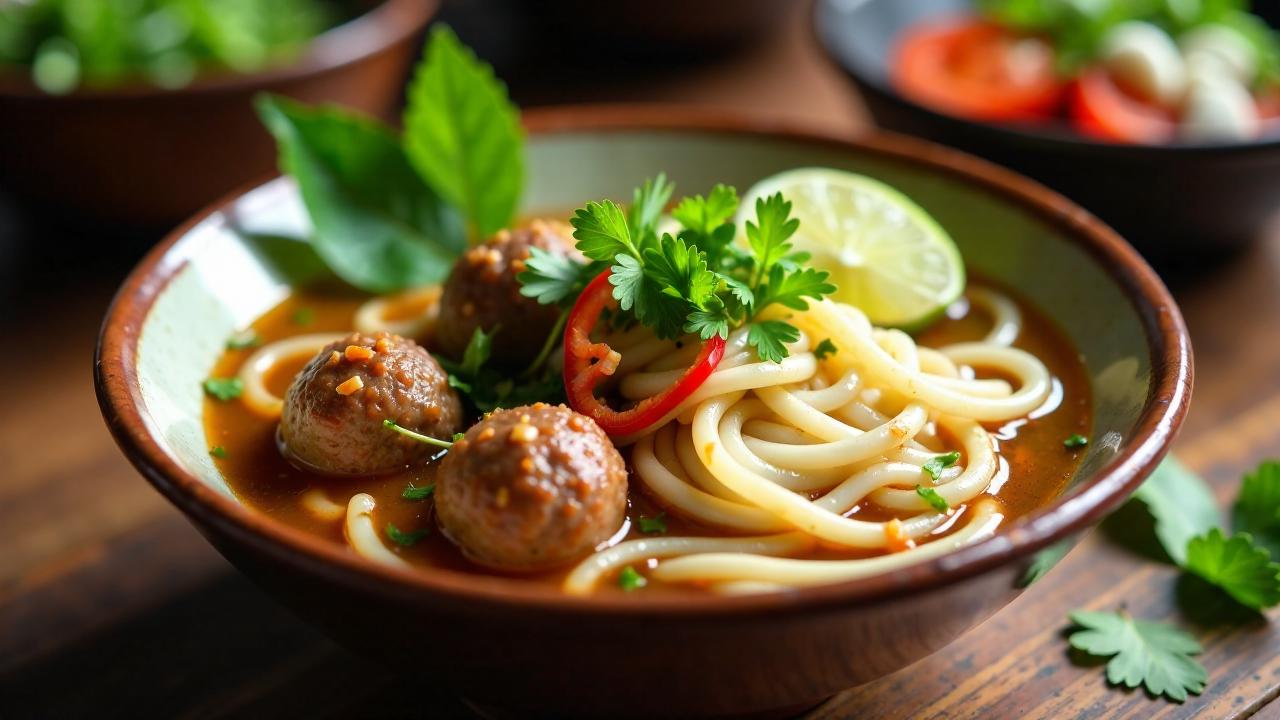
xmin=203 ymin=279 xmax=1090 ymax=593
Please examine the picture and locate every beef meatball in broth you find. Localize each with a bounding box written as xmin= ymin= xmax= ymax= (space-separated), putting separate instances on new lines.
xmin=433 ymin=220 xmax=578 ymax=369
xmin=280 ymin=332 xmax=462 ymax=475
xmin=436 ymin=404 xmax=627 ymax=571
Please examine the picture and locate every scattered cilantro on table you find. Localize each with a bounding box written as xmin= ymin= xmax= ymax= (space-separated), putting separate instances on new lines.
xmin=1067 ymin=610 xmax=1206 ymax=703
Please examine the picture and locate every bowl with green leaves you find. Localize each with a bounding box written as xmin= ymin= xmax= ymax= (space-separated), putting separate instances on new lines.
xmin=0 ymin=0 xmax=436 ymax=228
xmin=97 ymin=25 xmax=1194 ymax=719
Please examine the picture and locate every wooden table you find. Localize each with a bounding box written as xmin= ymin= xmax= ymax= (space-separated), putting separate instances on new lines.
xmin=4 ymin=4 xmax=1280 ymax=718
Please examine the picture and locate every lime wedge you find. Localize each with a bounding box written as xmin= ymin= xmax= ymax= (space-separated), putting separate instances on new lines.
xmin=737 ymin=168 xmax=964 ymax=329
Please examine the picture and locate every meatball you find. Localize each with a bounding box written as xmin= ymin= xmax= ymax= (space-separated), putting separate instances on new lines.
xmin=280 ymin=332 xmax=463 ymax=475
xmin=436 ymin=404 xmax=627 ymax=571
xmin=433 ymin=220 xmax=578 ymax=369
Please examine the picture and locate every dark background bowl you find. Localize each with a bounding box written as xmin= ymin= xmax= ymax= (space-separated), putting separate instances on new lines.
xmin=0 ymin=0 xmax=436 ymax=230
xmin=815 ymin=0 xmax=1280 ymax=261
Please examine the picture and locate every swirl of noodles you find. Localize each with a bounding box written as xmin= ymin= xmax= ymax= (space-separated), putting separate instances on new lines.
xmin=564 ymin=293 xmax=1050 ymax=595
xmin=238 ymin=333 xmax=346 ymax=418
xmin=344 ymin=494 xmax=407 ymax=567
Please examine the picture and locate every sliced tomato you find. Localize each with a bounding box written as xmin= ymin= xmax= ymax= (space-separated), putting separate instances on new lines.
xmin=892 ymin=17 xmax=1066 ymax=122
xmin=1256 ymin=87 xmax=1280 ymax=136
xmin=1070 ymin=68 xmax=1177 ymax=144
xmin=563 ymin=271 xmax=725 ymax=437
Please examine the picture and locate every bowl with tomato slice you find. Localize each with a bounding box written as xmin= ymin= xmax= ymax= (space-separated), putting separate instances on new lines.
xmin=816 ymin=0 xmax=1280 ymax=259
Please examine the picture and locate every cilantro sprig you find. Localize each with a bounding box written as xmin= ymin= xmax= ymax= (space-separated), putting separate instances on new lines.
xmin=1067 ymin=610 xmax=1207 ymax=703
xmin=519 ymin=177 xmax=836 ymax=363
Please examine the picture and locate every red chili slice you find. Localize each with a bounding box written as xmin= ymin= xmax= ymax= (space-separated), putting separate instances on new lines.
xmin=562 ymin=270 xmax=726 ymax=437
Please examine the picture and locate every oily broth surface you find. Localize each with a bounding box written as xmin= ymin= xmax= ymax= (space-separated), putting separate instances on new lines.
xmin=203 ymin=279 xmax=1090 ymax=592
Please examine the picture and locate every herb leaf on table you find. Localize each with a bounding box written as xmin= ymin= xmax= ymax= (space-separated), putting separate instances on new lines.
xmin=1233 ymin=460 xmax=1280 ymax=560
xmin=404 ymin=25 xmax=524 ymax=240
xmin=1184 ymin=528 xmax=1280 ymax=611
xmin=1128 ymin=456 xmax=1220 ymax=565
xmin=256 ymin=95 xmax=465 ymax=293
xmin=1067 ymin=610 xmax=1206 ymax=703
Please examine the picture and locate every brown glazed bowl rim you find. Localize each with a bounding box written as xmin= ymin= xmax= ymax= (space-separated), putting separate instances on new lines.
xmin=95 ymin=105 xmax=1192 ymax=618
xmin=0 ymin=0 xmax=436 ymax=100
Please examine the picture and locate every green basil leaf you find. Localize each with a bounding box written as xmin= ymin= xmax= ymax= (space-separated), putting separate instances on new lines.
xmin=404 ymin=25 xmax=523 ymax=240
xmin=256 ymin=94 xmax=465 ymax=293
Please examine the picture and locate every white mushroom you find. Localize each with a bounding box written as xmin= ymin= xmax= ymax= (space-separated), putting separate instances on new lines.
xmin=1180 ymin=72 xmax=1260 ymax=141
xmin=1179 ymin=23 xmax=1257 ymax=85
xmin=1101 ymin=21 xmax=1187 ymax=106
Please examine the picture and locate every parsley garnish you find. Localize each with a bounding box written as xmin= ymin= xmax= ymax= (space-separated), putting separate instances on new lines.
xmin=637 ymin=513 xmax=668 ymax=534
xmin=1129 ymin=457 xmax=1218 ymax=565
xmin=226 ymin=331 xmax=262 ymax=350
xmin=290 ymin=307 xmax=315 ymax=326
xmin=203 ymin=377 xmax=244 ymax=401
xmin=618 ymin=566 xmax=648 ymax=591
xmin=436 ymin=326 xmax=565 ymax=412
xmin=383 ymin=419 xmax=454 ymax=449
xmin=402 ymin=483 xmax=435 ymax=501
xmin=921 ymin=451 xmax=960 ymax=482
xmin=520 ymin=178 xmax=836 ymax=362
xmin=1184 ymin=528 xmax=1280 ymax=610
xmin=915 ymin=486 xmax=950 ymax=512
xmin=814 ymin=339 xmax=838 ymax=360
xmin=1018 ymin=539 xmax=1072 ymax=587
xmin=386 ymin=523 xmax=430 ymax=547
xmin=1063 ymin=433 xmax=1088 ymax=449
xmin=1067 ymin=610 xmax=1206 ymax=703
xmin=209 ymin=446 xmax=228 ymax=459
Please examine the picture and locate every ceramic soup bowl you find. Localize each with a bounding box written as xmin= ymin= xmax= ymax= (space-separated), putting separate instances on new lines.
xmin=96 ymin=108 xmax=1191 ymax=718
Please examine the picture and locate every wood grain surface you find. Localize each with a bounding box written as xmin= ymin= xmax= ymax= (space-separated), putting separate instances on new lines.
xmin=3 ymin=3 xmax=1279 ymax=718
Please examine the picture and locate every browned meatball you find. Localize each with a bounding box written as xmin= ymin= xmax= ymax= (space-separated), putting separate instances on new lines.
xmin=433 ymin=220 xmax=578 ymax=369
xmin=436 ymin=404 xmax=627 ymax=571
xmin=280 ymin=332 xmax=462 ymax=475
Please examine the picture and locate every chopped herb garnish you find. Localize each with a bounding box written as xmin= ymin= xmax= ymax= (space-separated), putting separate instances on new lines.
xmin=203 ymin=377 xmax=244 ymax=402
xmin=291 ymin=307 xmax=315 ymax=326
xmin=209 ymin=446 xmax=228 ymax=459
xmin=618 ymin=565 xmax=648 ymax=591
xmin=1067 ymin=610 xmax=1206 ymax=703
xmin=814 ymin=338 xmax=838 ymax=360
xmin=915 ymin=485 xmax=950 ymax=512
xmin=226 ymin=331 xmax=262 ymax=350
xmin=637 ymin=513 xmax=668 ymax=534
xmin=1064 ymin=433 xmax=1088 ymax=449
xmin=921 ymin=451 xmax=961 ymax=482
xmin=402 ymin=483 xmax=435 ymax=501
xmin=383 ymin=419 xmax=454 ymax=449
xmin=386 ymin=523 xmax=430 ymax=547
xmin=452 ymin=432 xmax=466 ymax=442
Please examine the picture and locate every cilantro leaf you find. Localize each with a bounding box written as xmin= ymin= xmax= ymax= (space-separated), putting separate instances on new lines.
xmin=638 ymin=513 xmax=668 ymax=534
xmin=722 ymin=275 xmax=755 ymax=310
xmin=814 ymin=339 xmax=838 ymax=360
xmin=755 ymin=265 xmax=836 ymax=312
xmin=402 ymin=483 xmax=435 ymax=501
xmin=1233 ymin=460 xmax=1280 ymax=560
xmin=642 ymin=233 xmax=717 ymax=309
xmin=629 ymin=173 xmax=675 ymax=241
xmin=922 ymin=451 xmax=961 ymax=482
xmin=573 ymin=200 xmax=639 ymax=262
xmin=609 ymin=254 xmax=689 ymax=340
xmin=915 ymin=485 xmax=950 ymax=512
xmin=459 ymin=326 xmax=495 ymax=377
xmin=386 ymin=523 xmax=430 ymax=547
xmin=203 ymin=377 xmax=244 ymax=402
xmin=672 ymin=184 xmax=738 ymax=239
xmin=1064 ymin=433 xmax=1088 ymax=449
xmin=291 ymin=307 xmax=315 ymax=326
xmin=1067 ymin=610 xmax=1206 ymax=703
xmin=1019 ymin=539 xmax=1072 ymax=587
xmin=517 ymin=247 xmax=599 ymax=306
xmin=618 ymin=565 xmax=648 ymax=591
xmin=747 ymin=320 xmax=800 ymax=363
xmin=745 ymin=192 xmax=799 ymax=281
xmin=1129 ymin=457 xmax=1219 ymax=565
xmin=256 ymin=94 xmax=465 ymax=293
xmin=209 ymin=446 xmax=228 ymax=459
xmin=403 ymin=26 xmax=523 ymax=239
xmin=1185 ymin=528 xmax=1280 ymax=610
xmin=685 ymin=308 xmax=731 ymax=341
